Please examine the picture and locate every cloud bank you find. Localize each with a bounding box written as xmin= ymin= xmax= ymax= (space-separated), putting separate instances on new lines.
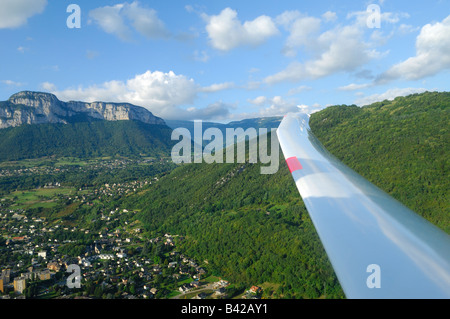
xmin=46 ymin=70 xmax=232 ymax=121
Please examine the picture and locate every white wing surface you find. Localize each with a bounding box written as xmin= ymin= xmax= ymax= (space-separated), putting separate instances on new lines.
xmin=276 ymin=113 xmax=450 ymax=299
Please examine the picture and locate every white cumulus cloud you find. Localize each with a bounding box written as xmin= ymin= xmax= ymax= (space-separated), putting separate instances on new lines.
xmin=47 ymin=70 xmax=235 ymax=121
xmin=203 ymin=8 xmax=279 ymax=51
xmin=265 ymin=8 xmax=409 ymax=85
xmin=377 ymin=15 xmax=450 ymax=83
xmin=123 ymin=70 xmax=197 ymax=109
xmin=89 ymin=1 xmax=169 ymax=41
xmin=354 ymin=87 xmax=429 ymax=106
xmin=0 ymin=0 xmax=47 ymax=29
xmin=265 ymin=24 xmax=373 ymax=84
xmin=122 ymin=2 xmax=169 ymax=39
xmin=89 ymin=4 xmax=132 ymax=41
xmin=278 ymin=11 xmax=322 ymax=57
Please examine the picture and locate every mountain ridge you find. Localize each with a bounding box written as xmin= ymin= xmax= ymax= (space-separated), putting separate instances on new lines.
xmin=0 ymin=91 xmax=165 ymax=128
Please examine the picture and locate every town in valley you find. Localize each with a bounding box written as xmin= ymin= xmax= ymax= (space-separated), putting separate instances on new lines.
xmin=0 ymin=157 xmax=264 ymax=300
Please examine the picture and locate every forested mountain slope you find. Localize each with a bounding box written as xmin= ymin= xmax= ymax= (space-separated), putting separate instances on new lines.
xmin=0 ymin=121 xmax=174 ymax=161
xmin=126 ymin=140 xmax=343 ymax=298
xmin=310 ymin=91 xmax=449 ymax=233
xmin=124 ymin=91 xmax=449 ymax=299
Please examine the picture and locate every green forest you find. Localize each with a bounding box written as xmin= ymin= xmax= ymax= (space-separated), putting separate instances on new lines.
xmin=125 ymin=151 xmax=342 ymax=298
xmin=122 ymin=91 xmax=449 ymax=299
xmin=0 ymin=120 xmax=174 ymax=161
xmin=309 ymin=91 xmax=449 ymax=232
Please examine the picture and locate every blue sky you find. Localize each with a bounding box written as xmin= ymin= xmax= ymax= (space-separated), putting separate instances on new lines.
xmin=0 ymin=0 xmax=449 ymax=121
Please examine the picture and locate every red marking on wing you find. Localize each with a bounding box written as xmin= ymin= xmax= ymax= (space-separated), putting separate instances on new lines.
xmin=286 ymin=157 xmax=303 ymax=173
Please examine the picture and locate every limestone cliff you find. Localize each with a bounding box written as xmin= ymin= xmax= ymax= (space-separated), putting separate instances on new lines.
xmin=0 ymin=91 xmax=165 ymax=128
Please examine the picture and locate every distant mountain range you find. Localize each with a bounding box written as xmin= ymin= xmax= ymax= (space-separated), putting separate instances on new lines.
xmin=166 ymin=117 xmax=282 ymax=148
xmin=0 ymin=91 xmax=283 ymax=131
xmin=0 ymin=91 xmax=283 ymax=161
xmin=165 ymin=117 xmax=282 ymax=131
xmin=0 ymin=91 xmax=165 ymax=129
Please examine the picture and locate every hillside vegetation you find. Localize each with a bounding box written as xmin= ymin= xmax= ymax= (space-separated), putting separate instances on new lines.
xmin=125 ymin=138 xmax=343 ymax=299
xmin=0 ymin=120 xmax=174 ymax=161
xmin=310 ymin=91 xmax=449 ymax=232
xmin=124 ymin=91 xmax=449 ymax=299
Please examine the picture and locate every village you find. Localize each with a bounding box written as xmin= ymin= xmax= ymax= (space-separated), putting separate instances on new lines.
xmin=0 ymin=175 xmax=263 ymax=300
xmin=0 ymin=157 xmax=157 ymax=179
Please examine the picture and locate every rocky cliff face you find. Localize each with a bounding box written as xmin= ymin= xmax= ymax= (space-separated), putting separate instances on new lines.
xmin=0 ymin=91 xmax=165 ymax=128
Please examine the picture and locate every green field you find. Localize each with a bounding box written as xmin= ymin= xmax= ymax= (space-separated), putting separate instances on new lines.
xmin=0 ymin=156 xmax=134 ymax=168
xmin=2 ymin=187 xmax=76 ymax=209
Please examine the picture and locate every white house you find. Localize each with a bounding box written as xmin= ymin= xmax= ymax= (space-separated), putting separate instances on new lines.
xmin=37 ymin=251 xmax=47 ymax=259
